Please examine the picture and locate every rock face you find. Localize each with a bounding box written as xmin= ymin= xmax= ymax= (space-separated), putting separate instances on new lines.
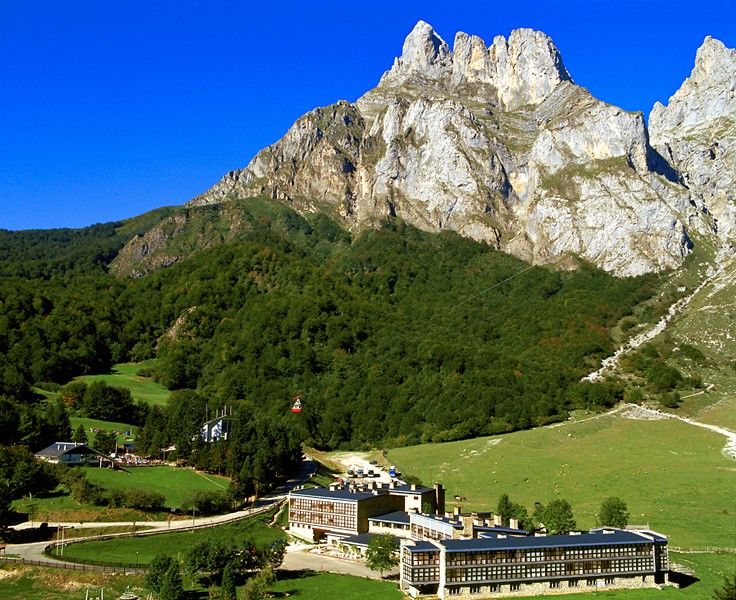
xmin=189 ymin=21 xmax=720 ymax=276
xmin=650 ymin=37 xmax=736 ymax=244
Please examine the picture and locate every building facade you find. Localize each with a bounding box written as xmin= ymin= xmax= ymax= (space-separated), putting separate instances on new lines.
xmin=401 ymin=529 xmax=669 ymax=598
xmin=288 ymin=483 xmax=444 ymax=542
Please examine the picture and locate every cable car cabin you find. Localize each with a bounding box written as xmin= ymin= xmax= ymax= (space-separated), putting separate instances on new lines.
xmin=291 ymin=397 xmax=302 ymax=413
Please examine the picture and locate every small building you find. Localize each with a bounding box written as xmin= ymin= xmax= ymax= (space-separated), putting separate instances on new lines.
xmin=200 ymin=416 xmax=235 ymax=442
xmin=35 ymin=442 xmax=111 ymax=467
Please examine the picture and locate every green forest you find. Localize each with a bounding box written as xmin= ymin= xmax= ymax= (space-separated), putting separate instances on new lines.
xmin=0 ymin=198 xmax=658 ymax=462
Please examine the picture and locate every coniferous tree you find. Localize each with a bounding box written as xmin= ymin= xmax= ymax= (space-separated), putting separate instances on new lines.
xmin=72 ymin=423 xmax=88 ymax=445
xmin=220 ymin=560 xmax=237 ymax=600
xmin=159 ymin=562 xmax=184 ymax=600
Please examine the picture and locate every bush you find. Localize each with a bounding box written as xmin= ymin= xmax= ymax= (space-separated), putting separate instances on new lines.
xmin=123 ymin=488 xmax=166 ymax=511
xmin=181 ymin=489 xmax=230 ymax=516
xmin=646 ymin=362 xmax=683 ymax=392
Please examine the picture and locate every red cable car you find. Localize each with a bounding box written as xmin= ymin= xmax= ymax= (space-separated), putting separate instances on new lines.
xmin=291 ymin=395 xmax=302 ymax=413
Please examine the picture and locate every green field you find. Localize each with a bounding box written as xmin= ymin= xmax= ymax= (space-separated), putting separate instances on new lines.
xmin=0 ymin=566 xmax=405 ymax=600
xmin=388 ymin=413 xmax=735 ymax=549
xmin=12 ymin=487 xmax=165 ymax=523
xmin=82 ymin=466 xmax=229 ymax=508
xmin=71 ymin=362 xmax=170 ymax=406
xmin=70 ymin=416 xmax=136 ymax=445
xmin=269 ymin=572 xmax=404 ymax=599
xmin=58 ymin=509 xmax=284 ymax=566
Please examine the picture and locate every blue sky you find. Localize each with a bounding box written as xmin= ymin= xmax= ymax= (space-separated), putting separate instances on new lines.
xmin=1 ymin=0 xmax=734 ymax=230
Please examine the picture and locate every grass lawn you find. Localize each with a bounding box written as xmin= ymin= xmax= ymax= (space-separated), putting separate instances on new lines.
xmin=70 ymin=416 xmax=136 ymax=445
xmin=387 ymin=414 xmax=736 ymax=549
xmin=58 ymin=509 xmax=284 ymax=566
xmin=269 ymin=572 xmax=404 ymax=599
xmin=83 ymin=465 xmax=230 ymax=508
xmin=71 ymin=362 xmax=170 ymax=406
xmin=12 ymin=487 xmax=166 ymax=523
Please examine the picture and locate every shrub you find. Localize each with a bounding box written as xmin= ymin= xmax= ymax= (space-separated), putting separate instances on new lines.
xmin=181 ymin=489 xmax=230 ymax=516
xmin=123 ymin=488 xmax=166 ymax=511
xmin=646 ymin=362 xmax=683 ymax=392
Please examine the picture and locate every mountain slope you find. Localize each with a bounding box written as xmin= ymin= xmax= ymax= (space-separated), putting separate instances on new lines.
xmin=188 ymin=21 xmax=717 ymax=277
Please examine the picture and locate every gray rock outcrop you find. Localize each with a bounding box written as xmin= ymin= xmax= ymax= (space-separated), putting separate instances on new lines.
xmin=650 ymin=37 xmax=736 ymax=244
xmin=189 ymin=21 xmax=718 ymax=276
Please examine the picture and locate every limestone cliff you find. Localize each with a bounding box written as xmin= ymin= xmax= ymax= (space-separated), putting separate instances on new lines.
xmin=188 ymin=21 xmax=720 ymax=276
xmin=650 ymin=37 xmax=736 ymax=245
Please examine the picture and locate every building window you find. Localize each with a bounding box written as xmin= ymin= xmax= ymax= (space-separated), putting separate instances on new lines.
xmin=490 ymin=584 xmax=500 ymax=592
xmin=569 ymin=580 xmax=578 ymax=587
xmin=469 ymin=586 xmax=481 ymax=594
xmin=510 ymin=583 xmax=521 ymax=592
xmin=587 ymin=579 xmax=597 ymax=586
xmin=605 ymin=577 xmax=615 ymax=585
xmin=550 ymin=581 xmax=560 ymax=589
xmin=447 ymin=587 xmax=460 ymax=596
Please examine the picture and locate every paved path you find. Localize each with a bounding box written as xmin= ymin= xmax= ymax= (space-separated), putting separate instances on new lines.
xmin=282 ymin=545 xmax=398 ymax=580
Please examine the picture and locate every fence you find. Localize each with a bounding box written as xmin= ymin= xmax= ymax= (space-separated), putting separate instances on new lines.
xmin=0 ymin=555 xmax=145 ymax=574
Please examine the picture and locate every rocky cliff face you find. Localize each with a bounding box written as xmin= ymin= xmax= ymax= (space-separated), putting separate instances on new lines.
xmin=650 ymin=37 xmax=736 ymax=245
xmin=188 ymin=21 xmax=722 ymax=276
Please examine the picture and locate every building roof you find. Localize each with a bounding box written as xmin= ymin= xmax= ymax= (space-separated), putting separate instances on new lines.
xmin=385 ymin=484 xmax=434 ymax=495
xmin=289 ymin=487 xmax=377 ymax=502
xmin=35 ymin=442 xmax=100 ymax=458
xmin=476 ymin=525 xmax=529 ymax=536
xmin=441 ymin=530 xmax=665 ymax=553
xmin=404 ymin=541 xmax=440 ymax=553
xmin=368 ymin=511 xmax=411 ymax=525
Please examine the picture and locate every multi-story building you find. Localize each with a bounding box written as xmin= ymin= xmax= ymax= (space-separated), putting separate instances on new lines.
xmin=400 ymin=528 xmax=669 ymax=598
xmin=288 ymin=482 xmax=445 ymax=542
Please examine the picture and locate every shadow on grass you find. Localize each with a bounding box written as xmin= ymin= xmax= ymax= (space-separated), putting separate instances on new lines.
xmin=669 ymin=569 xmax=699 ymax=589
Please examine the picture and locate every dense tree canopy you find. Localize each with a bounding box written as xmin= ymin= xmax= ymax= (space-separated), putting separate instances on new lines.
xmin=0 ymin=200 xmax=659 ymax=462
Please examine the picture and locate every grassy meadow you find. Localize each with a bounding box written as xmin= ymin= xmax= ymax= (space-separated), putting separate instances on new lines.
xmin=58 ymin=509 xmax=284 ymax=566
xmin=269 ymin=572 xmax=404 ymax=599
xmin=83 ymin=466 xmax=229 ymax=508
xmin=71 ymin=362 xmax=169 ymax=406
xmin=387 ymin=413 xmax=735 ymax=549
xmin=69 ymin=416 xmax=136 ymax=445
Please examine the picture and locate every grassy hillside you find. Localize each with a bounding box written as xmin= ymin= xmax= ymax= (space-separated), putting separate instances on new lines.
xmin=70 ymin=362 xmax=169 ymax=406
xmin=83 ymin=466 xmax=229 ymax=508
xmin=388 ymin=411 xmax=735 ymax=548
xmin=59 ymin=509 xmax=283 ymax=566
xmin=69 ymin=416 xmax=136 ymax=445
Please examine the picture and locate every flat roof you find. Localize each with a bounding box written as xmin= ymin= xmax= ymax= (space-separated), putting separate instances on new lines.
xmin=290 ymin=487 xmax=376 ymax=502
xmin=405 ymin=541 xmax=440 ymax=553
xmin=340 ymin=533 xmax=399 ymax=548
xmin=476 ymin=525 xmax=529 ymax=536
xmin=368 ymin=511 xmax=411 ymax=525
xmin=388 ymin=484 xmax=434 ymax=495
xmin=442 ymin=530 xmax=663 ymax=553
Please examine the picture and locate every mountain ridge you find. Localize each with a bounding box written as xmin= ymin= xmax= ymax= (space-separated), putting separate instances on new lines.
xmin=181 ymin=21 xmax=733 ymax=277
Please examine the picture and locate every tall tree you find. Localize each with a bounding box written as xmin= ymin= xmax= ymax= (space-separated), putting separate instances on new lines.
xmin=220 ymin=560 xmax=237 ymax=600
xmin=365 ymin=534 xmax=399 ymax=579
xmin=597 ymin=497 xmax=630 ymax=528
xmin=72 ymin=423 xmax=88 ymax=445
xmin=159 ymin=562 xmax=184 ymax=600
xmin=541 ymin=500 xmax=576 ymax=534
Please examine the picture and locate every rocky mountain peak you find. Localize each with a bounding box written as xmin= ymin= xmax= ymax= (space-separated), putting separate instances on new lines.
xmin=488 ymin=28 xmax=571 ymax=110
xmin=381 ymin=20 xmax=452 ymax=83
xmin=649 ymin=36 xmax=735 ymax=243
xmin=184 ymin=22 xmax=725 ymax=278
xmin=651 ymin=36 xmax=735 ymax=132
